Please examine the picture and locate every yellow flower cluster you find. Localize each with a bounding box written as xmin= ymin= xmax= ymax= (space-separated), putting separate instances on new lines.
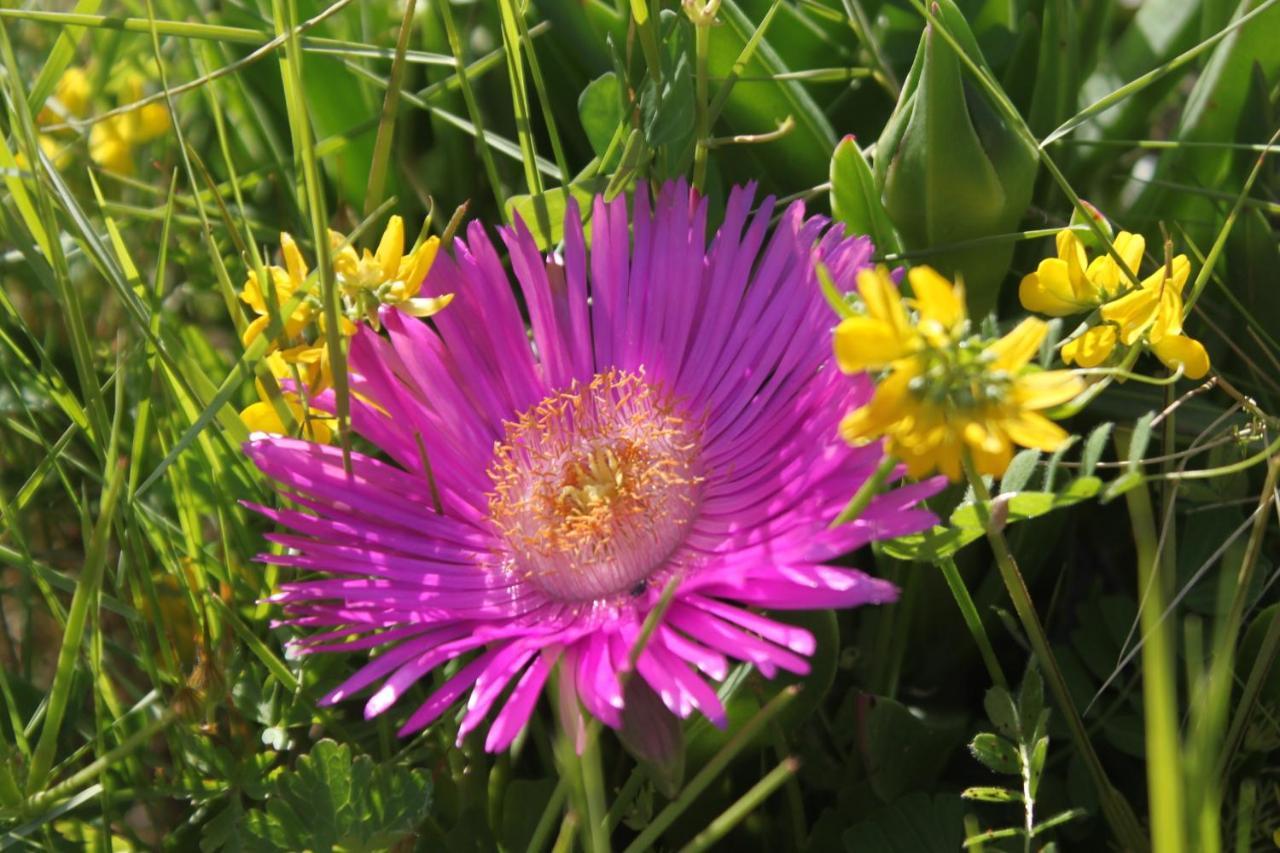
xmin=239 ymin=216 xmax=451 ymax=441
xmin=835 ymin=266 xmax=1084 ymax=481
xmin=1019 ymin=229 xmax=1209 ymax=380
xmin=34 ymin=67 xmax=169 ymax=175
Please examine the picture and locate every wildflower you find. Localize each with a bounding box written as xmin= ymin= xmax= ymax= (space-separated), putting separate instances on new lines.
xmin=1019 ymin=229 xmax=1209 ymax=379
xmin=237 ymin=220 xmax=448 ymax=439
xmin=329 ymin=215 xmax=451 ymax=326
xmin=1100 ymin=255 xmax=1209 ymax=379
xmin=86 ymin=73 xmax=170 ymax=175
xmin=31 ymin=67 xmax=169 ymax=174
xmin=836 ymin=266 xmax=1085 ymax=481
xmin=240 ymin=352 xmax=336 ymax=444
xmin=243 ymin=183 xmax=943 ymax=750
xmin=1018 ymin=230 xmax=1145 ymax=317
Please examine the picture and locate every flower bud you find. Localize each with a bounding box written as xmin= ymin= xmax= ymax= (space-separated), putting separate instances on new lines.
xmin=874 ymin=0 xmax=1038 ymax=318
xmin=617 ymin=678 xmax=685 ymax=797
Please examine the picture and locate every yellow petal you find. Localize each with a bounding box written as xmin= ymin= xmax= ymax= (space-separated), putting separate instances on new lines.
xmin=839 ymin=365 xmax=916 ymax=445
xmin=1148 ymin=283 xmax=1186 ymax=344
xmin=400 ymin=235 xmax=441 ymax=293
xmin=241 ymin=315 xmax=270 ymax=348
xmin=1019 ymin=258 xmax=1090 ymax=316
xmin=280 ymin=232 xmax=308 ymax=287
xmin=907 ymin=266 xmax=965 ymax=331
xmin=856 ymin=266 xmax=913 ymax=342
xmin=376 ymin=216 xmax=405 ymax=282
xmin=1151 ymin=334 xmax=1210 ymax=380
xmin=985 ymin=318 xmax=1048 ymax=374
xmin=88 ymin=119 xmax=134 ymax=175
xmin=403 ymin=293 xmax=454 ymax=318
xmin=135 ymin=103 xmax=170 ymax=142
xmin=1086 ymin=231 xmax=1145 ymax=298
xmin=833 ymin=317 xmax=913 ymax=373
xmin=1100 ymin=287 xmax=1159 ymax=345
xmin=1061 ymin=324 xmax=1118 ymax=368
xmin=1002 ymin=411 xmax=1071 ymax=452
xmin=1012 ymin=370 xmax=1085 ymax=410
xmin=240 ymin=400 xmax=287 ymax=435
xmin=54 ymin=67 xmax=91 ymax=119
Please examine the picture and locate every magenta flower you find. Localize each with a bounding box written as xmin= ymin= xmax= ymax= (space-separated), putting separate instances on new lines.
xmin=245 ymin=181 xmax=943 ymax=751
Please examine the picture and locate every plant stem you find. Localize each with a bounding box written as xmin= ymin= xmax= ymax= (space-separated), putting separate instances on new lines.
xmin=961 ymin=451 xmax=1148 ymax=853
xmin=1121 ymin=474 xmax=1185 ymax=853
xmin=938 ymin=556 xmax=1007 ymax=690
xmin=677 ymin=757 xmax=800 ymax=853
xmin=621 ymin=686 xmax=799 ymax=853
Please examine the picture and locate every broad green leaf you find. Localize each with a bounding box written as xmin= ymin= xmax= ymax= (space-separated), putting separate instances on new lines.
xmin=830 ymin=135 xmax=901 ymax=253
xmin=577 ymin=72 xmax=623 ymax=160
xmin=504 ymin=181 xmax=603 ymax=250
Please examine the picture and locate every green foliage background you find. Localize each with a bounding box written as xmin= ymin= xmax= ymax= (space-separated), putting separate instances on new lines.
xmin=0 ymin=0 xmax=1278 ymax=850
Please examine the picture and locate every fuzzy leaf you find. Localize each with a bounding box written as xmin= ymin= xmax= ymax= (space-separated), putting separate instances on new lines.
xmin=969 ymin=732 xmax=1021 ymax=775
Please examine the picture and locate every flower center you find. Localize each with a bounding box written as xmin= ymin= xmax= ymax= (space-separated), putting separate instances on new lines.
xmin=908 ymin=339 xmax=1013 ymax=412
xmin=487 ymin=369 xmax=703 ymax=602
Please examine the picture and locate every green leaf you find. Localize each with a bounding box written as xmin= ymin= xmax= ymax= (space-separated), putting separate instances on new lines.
xmin=638 ymin=11 xmax=696 ymax=179
xmin=983 ymin=686 xmax=1019 ymax=739
xmin=1027 ymin=0 xmax=1080 ymax=136
xmin=842 ymin=793 xmax=967 ymax=853
xmin=578 ymin=72 xmax=623 ymax=160
xmin=961 ymin=785 xmax=1023 ymax=803
xmin=860 ymin=695 xmax=964 ymax=801
xmin=1127 ymin=411 xmax=1157 ymax=466
xmin=503 ymin=181 xmax=603 ymax=251
xmin=1080 ymin=422 xmax=1114 ymax=476
xmin=998 ymin=449 xmax=1041 ymax=494
xmin=212 ymin=739 xmax=431 ymax=852
xmin=969 ymin=732 xmax=1020 ymax=775
xmin=830 ymin=135 xmax=901 ymax=253
xmin=1018 ymin=666 xmax=1045 ymax=731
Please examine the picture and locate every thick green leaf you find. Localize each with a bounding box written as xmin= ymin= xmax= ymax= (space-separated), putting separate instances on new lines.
xmin=830 ymin=135 xmax=901 ymax=253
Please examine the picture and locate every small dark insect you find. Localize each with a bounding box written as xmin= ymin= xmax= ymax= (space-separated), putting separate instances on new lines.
xmin=630 ymin=580 xmax=648 ymax=597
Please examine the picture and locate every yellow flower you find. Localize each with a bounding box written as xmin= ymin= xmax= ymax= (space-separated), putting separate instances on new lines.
xmin=239 ymin=352 xmax=335 ymax=443
xmin=240 ymin=233 xmax=316 ymax=350
xmin=1023 ymin=228 xmax=1210 ymax=380
xmin=329 ymin=215 xmax=451 ymax=325
xmin=1018 ymin=230 xmax=1145 ymax=317
xmin=1100 ymin=255 xmax=1209 ymax=379
xmin=36 ymin=67 xmax=91 ymax=126
xmin=85 ymin=73 xmax=170 ymax=175
xmin=837 ymin=267 xmax=1084 ymax=481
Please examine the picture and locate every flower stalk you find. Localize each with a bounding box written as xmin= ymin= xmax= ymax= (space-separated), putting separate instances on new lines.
xmin=961 ymin=450 xmax=1148 ymax=852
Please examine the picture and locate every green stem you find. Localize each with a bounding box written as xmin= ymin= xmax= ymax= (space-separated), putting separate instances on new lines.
xmin=621 ymin=686 xmax=799 ymax=853
xmin=604 ymin=770 xmax=643 ymax=832
xmin=677 ymin=757 xmax=800 ymax=853
xmin=526 ymin=779 xmax=568 ymax=853
xmin=691 ymin=11 xmax=711 ymax=192
xmin=23 ymin=710 xmax=177 ymax=814
xmin=938 ymin=556 xmax=1007 ymax=690
xmin=1121 ymin=469 xmax=1185 ymax=853
xmin=1216 ymin=459 xmax=1280 ymax=778
xmin=25 ymin=459 xmax=127 ymax=795
xmin=961 ymin=452 xmax=1148 ymax=853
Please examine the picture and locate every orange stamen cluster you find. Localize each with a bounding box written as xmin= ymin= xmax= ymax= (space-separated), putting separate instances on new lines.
xmin=487 ymin=369 xmax=703 ymax=602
